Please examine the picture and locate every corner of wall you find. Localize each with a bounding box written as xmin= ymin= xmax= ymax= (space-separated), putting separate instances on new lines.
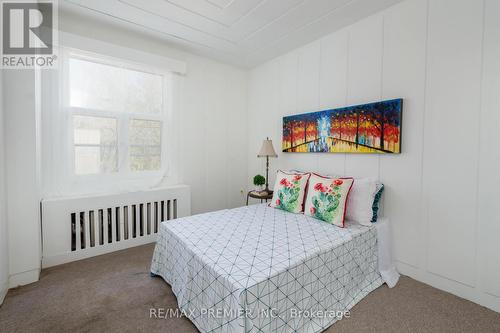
xmin=0 ymin=67 xmax=10 ymax=305
xmin=3 ymin=69 xmax=42 ymax=290
xmin=8 ymin=268 xmax=41 ymax=289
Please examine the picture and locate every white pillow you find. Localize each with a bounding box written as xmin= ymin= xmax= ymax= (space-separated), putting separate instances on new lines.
xmin=345 ymin=177 xmax=380 ymax=226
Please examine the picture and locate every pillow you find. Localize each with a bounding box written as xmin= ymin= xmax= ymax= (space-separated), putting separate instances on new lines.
xmin=270 ymin=170 xmax=311 ymax=213
xmin=288 ymin=170 xmax=341 ymax=200
xmin=304 ymin=174 xmax=354 ymax=227
xmin=371 ymin=183 xmax=385 ymax=222
xmin=345 ymin=178 xmax=384 ymax=226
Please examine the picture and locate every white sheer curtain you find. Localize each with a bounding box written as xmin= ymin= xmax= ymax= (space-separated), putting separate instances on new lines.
xmin=41 ymin=46 xmax=183 ymax=198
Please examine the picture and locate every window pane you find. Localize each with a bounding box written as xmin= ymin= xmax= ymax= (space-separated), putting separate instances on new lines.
xmin=69 ymin=57 xmax=163 ymax=114
xmin=129 ymin=119 xmax=161 ymax=145
xmin=74 ymin=116 xmax=117 ymax=145
xmin=129 ymin=119 xmax=161 ymax=171
xmin=75 ymin=146 xmax=117 ymax=175
xmin=130 ymin=155 xmax=161 ymax=172
xmin=73 ymin=115 xmax=117 ymax=175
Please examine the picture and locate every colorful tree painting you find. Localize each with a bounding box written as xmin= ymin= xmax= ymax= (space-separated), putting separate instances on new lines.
xmin=282 ymin=99 xmax=402 ymax=154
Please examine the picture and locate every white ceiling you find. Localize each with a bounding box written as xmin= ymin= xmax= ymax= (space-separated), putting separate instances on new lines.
xmin=60 ymin=0 xmax=404 ymax=68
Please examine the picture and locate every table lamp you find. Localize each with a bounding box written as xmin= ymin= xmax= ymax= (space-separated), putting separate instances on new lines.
xmin=257 ymin=137 xmax=278 ymax=194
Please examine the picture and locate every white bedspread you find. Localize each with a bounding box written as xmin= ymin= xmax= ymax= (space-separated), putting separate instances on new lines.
xmin=151 ymin=204 xmax=398 ymax=333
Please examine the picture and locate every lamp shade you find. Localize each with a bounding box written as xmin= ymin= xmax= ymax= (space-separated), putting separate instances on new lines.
xmin=257 ymin=138 xmax=278 ymax=157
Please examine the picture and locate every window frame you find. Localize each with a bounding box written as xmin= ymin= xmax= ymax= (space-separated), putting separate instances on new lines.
xmin=61 ymin=47 xmax=172 ymax=183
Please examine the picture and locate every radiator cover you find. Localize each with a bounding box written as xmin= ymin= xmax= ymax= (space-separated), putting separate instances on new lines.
xmin=41 ymin=185 xmax=190 ymax=268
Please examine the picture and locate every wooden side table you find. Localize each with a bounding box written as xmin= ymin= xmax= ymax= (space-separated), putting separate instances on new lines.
xmin=246 ymin=190 xmax=273 ymax=205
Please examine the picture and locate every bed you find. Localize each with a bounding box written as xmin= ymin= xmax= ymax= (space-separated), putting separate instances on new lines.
xmin=151 ymin=203 xmax=399 ymax=333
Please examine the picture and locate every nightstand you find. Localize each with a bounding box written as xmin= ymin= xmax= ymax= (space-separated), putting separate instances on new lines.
xmin=246 ymin=190 xmax=273 ymax=205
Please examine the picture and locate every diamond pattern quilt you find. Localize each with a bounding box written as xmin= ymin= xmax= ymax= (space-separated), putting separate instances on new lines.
xmin=151 ymin=204 xmax=383 ymax=333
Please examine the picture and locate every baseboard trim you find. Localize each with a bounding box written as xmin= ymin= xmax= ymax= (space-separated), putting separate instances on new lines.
xmin=0 ymin=282 xmax=8 ymax=305
xmin=42 ymin=236 xmax=157 ymax=268
xmin=8 ymin=268 xmax=40 ymax=289
xmin=397 ymin=261 xmax=500 ymax=313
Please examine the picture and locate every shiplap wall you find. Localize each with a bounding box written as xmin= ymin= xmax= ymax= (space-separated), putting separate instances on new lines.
xmin=247 ymin=0 xmax=500 ymax=312
xmin=0 ymin=68 xmax=9 ymax=303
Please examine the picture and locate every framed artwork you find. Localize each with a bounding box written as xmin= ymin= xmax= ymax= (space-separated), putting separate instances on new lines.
xmin=282 ymin=99 xmax=403 ymax=154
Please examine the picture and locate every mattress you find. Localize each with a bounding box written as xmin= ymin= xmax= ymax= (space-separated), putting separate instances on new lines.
xmin=151 ymin=203 xmax=397 ymax=333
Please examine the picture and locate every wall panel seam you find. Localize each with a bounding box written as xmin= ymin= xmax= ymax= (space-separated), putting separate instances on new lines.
xmin=473 ymin=0 xmax=487 ymax=291
xmin=421 ymin=0 xmax=431 ymax=277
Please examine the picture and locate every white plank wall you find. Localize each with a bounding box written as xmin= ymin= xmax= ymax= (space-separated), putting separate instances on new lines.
xmin=297 ymin=43 xmax=321 ymax=113
xmin=247 ymin=0 xmax=500 ymax=312
xmin=0 ymin=67 xmax=8 ymax=304
xmin=424 ymin=0 xmax=483 ymax=287
xmin=178 ymin=55 xmax=248 ymax=214
xmin=380 ymin=0 xmax=427 ymax=272
xmin=478 ymin=0 xmax=500 ymax=300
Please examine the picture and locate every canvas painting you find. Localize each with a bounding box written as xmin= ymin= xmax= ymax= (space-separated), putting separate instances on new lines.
xmin=282 ymin=99 xmax=403 ymax=154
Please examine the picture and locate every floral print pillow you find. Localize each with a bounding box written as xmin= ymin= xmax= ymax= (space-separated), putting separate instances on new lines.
xmin=270 ymin=171 xmax=310 ymax=213
xmin=304 ymin=174 xmax=354 ymax=227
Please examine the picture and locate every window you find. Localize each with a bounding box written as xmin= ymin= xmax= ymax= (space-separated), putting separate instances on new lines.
xmin=73 ymin=115 xmax=117 ymax=174
xmin=129 ymin=119 xmax=162 ymax=171
xmin=64 ymin=50 xmax=169 ymax=176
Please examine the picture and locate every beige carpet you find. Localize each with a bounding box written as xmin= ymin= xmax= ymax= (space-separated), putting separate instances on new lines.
xmin=1 ymin=244 xmax=499 ymax=333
